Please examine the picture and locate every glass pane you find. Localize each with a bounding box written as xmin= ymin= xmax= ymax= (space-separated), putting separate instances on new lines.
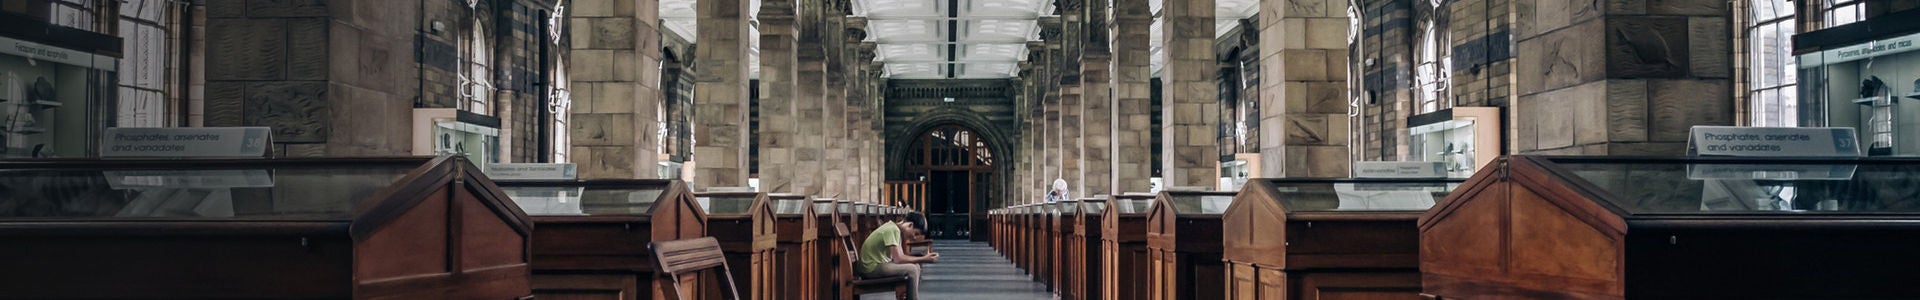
xmin=577 ymin=188 xmax=664 ymax=215
xmin=506 ymin=187 xmax=586 ymax=215
xmin=1085 ymin=202 xmax=1108 ymax=214
xmin=0 ymin=165 xmax=414 ymax=219
xmin=1111 ymin=197 xmax=1155 ymax=214
xmin=775 ymin=199 xmax=807 ymax=214
xmin=1266 ymin=181 xmax=1459 ymax=211
xmin=1556 ymin=159 xmax=1920 ymax=214
xmin=699 ymin=195 xmax=758 ymax=215
xmin=814 ymin=202 xmax=835 ymax=215
xmin=1166 ymin=193 xmax=1236 ymax=214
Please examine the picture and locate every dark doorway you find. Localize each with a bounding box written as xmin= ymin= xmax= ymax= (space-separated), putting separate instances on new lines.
xmin=901 ymin=125 xmax=994 ymax=240
xmin=927 ymin=171 xmax=969 ymax=239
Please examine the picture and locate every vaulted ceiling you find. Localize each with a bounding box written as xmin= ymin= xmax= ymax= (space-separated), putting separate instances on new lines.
xmin=655 ymin=0 xmax=1261 ymax=79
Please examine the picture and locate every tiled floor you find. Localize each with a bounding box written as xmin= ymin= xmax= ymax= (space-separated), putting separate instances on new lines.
xmin=860 ymin=240 xmax=1054 ymax=300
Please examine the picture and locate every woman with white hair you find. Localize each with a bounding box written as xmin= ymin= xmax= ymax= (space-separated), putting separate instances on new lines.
xmin=1044 ymin=178 xmax=1068 ymax=203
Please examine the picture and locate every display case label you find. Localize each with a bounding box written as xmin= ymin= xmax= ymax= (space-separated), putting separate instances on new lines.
xmin=485 ymin=163 xmax=578 ymax=180
xmin=1687 ymin=126 xmax=1861 ymax=157
xmin=101 ymin=127 xmax=270 ymax=158
xmin=1353 ymin=161 xmax=1448 ymax=178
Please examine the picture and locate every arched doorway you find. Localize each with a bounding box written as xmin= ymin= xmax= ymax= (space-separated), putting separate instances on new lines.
xmin=903 ymin=125 xmax=994 ymax=239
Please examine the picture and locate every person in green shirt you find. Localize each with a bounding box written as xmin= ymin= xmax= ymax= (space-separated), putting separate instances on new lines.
xmin=856 ymin=212 xmax=940 ymax=299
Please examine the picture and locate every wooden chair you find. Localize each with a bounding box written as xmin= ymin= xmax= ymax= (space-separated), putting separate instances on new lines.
xmin=905 ymin=238 xmax=935 ymax=255
xmin=649 ymin=237 xmax=742 ymax=300
xmin=837 ymin=224 xmax=913 ymax=300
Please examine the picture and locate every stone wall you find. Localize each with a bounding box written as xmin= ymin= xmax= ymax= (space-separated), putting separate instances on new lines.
xmin=204 ymin=0 xmax=562 ymax=159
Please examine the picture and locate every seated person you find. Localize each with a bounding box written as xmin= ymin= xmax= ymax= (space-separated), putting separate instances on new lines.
xmin=856 ymin=212 xmax=940 ymax=299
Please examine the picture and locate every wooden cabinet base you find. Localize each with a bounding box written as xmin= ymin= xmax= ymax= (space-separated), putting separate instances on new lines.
xmin=533 ymin=273 xmax=640 ymax=300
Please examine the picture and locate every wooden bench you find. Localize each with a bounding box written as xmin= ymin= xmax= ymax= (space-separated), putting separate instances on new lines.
xmin=837 ymin=224 xmax=914 ymax=300
xmin=650 ymin=237 xmax=742 ymax=300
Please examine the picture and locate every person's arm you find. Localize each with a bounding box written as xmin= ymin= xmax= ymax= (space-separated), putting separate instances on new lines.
xmin=888 ymin=245 xmax=938 ymax=263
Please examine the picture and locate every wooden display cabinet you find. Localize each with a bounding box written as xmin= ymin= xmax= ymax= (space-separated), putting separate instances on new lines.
xmin=0 ymin=157 xmax=533 ymax=299
xmin=769 ymin=194 xmax=818 ymax=300
xmin=497 ymin=178 xmax=706 ymax=300
xmin=695 ymin=191 xmax=778 ymax=300
xmin=1222 ymin=178 xmax=1461 ymax=300
xmin=812 ymin=198 xmax=844 ymax=300
xmin=1012 ymin=205 xmax=1029 ymax=273
xmin=1038 ymin=202 xmax=1059 ymax=290
xmin=1146 ymin=190 xmax=1238 ymax=300
xmin=1050 ymin=200 xmax=1078 ymax=294
xmin=1068 ymin=197 xmax=1109 ymax=300
xmin=1102 ymin=193 xmax=1156 ymax=300
xmin=1422 ymin=156 xmax=1920 ymax=299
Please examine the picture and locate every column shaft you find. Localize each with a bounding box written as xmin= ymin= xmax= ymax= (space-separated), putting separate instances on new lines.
xmin=1258 ymin=0 xmax=1353 ymax=178
xmin=1159 ymin=0 xmax=1219 ymax=188
xmin=1081 ymin=0 xmax=1114 ymax=196
xmin=569 ymin=0 xmax=662 ymax=179
xmin=758 ymin=0 xmax=799 ymax=192
xmin=1110 ymin=0 xmax=1153 ymax=193
xmin=693 ymin=0 xmax=753 ymax=188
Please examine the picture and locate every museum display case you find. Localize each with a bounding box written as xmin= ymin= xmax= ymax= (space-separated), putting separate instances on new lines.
xmin=1407 ymin=107 xmax=1502 ymax=178
xmin=496 ymin=178 xmax=706 ymax=300
xmin=769 ymin=193 xmax=818 ymax=300
xmin=1222 ymin=178 xmax=1461 ymax=300
xmin=1102 ymin=193 xmax=1155 ymax=300
xmin=812 ymin=198 xmax=844 ymax=300
xmin=1146 ymin=189 xmax=1237 ymax=300
xmin=1068 ymin=197 xmax=1108 ymax=300
xmin=0 ymin=157 xmax=532 ymax=299
xmin=1421 ymin=155 xmax=1920 ymax=299
xmin=0 ymin=33 xmax=118 ymax=159
xmin=1049 ymin=200 xmax=1077 ymax=294
xmin=695 ymin=190 xmax=777 ymax=300
xmin=1797 ymin=9 xmax=1920 ymax=156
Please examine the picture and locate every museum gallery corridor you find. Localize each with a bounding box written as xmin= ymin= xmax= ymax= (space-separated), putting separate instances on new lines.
xmin=861 ymin=240 xmax=1052 ymax=300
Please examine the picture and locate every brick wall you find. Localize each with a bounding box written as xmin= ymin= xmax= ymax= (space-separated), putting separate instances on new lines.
xmin=1355 ymin=0 xmax=1414 ymax=161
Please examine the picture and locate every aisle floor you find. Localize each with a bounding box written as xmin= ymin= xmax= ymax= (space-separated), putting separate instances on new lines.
xmin=859 ymin=240 xmax=1053 ymax=300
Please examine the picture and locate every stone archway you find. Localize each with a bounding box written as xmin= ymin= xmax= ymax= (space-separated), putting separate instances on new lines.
xmin=886 ymin=107 xmax=1015 ymax=241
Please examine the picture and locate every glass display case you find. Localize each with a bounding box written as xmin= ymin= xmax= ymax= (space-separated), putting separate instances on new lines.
xmin=1223 ymin=178 xmax=1463 ymax=300
xmin=413 ymin=108 xmax=502 ymax=165
xmin=493 ymin=178 xmax=705 ymax=299
xmin=1406 ymin=107 xmax=1502 ymax=178
xmin=1146 ymin=190 xmax=1239 ymax=300
xmin=767 ymin=193 xmax=818 ymax=299
xmin=0 ymin=34 xmax=117 ymax=159
xmin=1067 ymin=197 xmax=1108 ymax=300
xmin=0 ymin=157 xmax=530 ymax=299
xmin=1422 ymin=156 xmax=1920 ymax=299
xmin=1796 ymin=11 xmax=1920 ymax=156
xmin=1101 ymin=194 xmax=1156 ymax=300
xmin=692 ymin=190 xmax=775 ymax=300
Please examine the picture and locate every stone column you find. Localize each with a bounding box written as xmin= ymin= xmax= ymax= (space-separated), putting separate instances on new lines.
xmin=821 ymin=1 xmax=847 ymax=199
xmin=1514 ymin=0 xmax=1731 ymax=155
xmin=1081 ymin=0 xmax=1114 ymax=196
xmin=1257 ymin=0 xmax=1352 ymax=178
xmin=1024 ymin=42 xmax=1047 ymax=204
xmin=1019 ymin=60 xmax=1040 ymax=204
xmin=843 ymin=23 xmax=870 ymax=202
xmin=568 ymin=0 xmax=663 ymax=179
xmin=1111 ymin=0 xmax=1153 ymax=193
xmin=1040 ymin=17 xmax=1063 ymax=192
xmin=1059 ymin=0 xmax=1085 ymax=196
xmin=1159 ymin=0 xmax=1218 ymax=188
xmin=692 ymin=0 xmax=753 ymax=189
xmin=794 ymin=0 xmax=827 ymax=195
xmin=758 ymin=0 xmax=799 ymax=192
